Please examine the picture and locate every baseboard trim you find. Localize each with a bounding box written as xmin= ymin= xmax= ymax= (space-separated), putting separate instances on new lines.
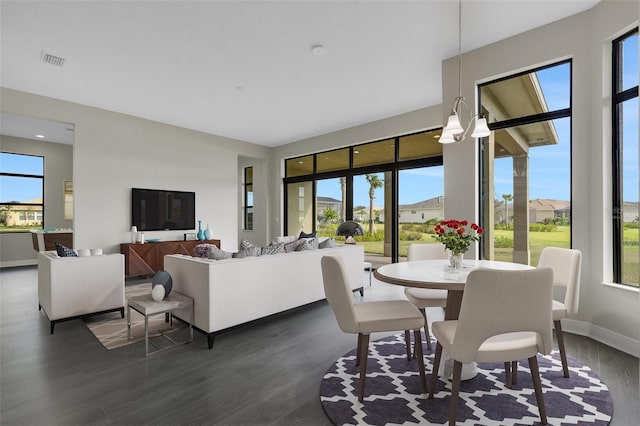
xmin=563 ymin=318 xmax=639 ymax=358
xmin=0 ymin=259 xmax=37 ymax=269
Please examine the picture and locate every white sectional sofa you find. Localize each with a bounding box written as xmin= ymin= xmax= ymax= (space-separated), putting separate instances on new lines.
xmin=38 ymin=250 xmax=125 ymax=333
xmin=164 ymin=244 xmax=364 ymax=348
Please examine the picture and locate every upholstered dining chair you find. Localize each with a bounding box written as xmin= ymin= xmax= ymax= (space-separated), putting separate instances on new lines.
xmin=537 ymin=246 xmax=582 ymax=378
xmin=429 ymin=268 xmax=554 ymax=426
xmin=404 ymin=243 xmax=448 ymax=353
xmin=321 ymin=254 xmax=427 ymax=402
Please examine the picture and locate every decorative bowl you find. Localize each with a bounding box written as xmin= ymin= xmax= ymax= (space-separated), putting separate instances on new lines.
xmin=145 ymin=238 xmax=161 ymax=243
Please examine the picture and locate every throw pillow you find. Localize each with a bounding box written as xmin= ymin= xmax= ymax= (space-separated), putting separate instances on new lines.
xmin=207 ymin=245 xmax=233 ymax=260
xmin=194 ymin=244 xmax=213 ymax=258
xmin=261 ymin=242 xmax=285 ymax=255
xmin=233 ymin=246 xmax=261 ymax=258
xmin=55 ymin=243 xmax=77 ymax=257
xmin=284 ymin=238 xmax=305 ymax=253
xmin=239 ymin=239 xmax=255 ymax=250
xmin=319 ymin=238 xmax=336 ymax=249
xmin=77 ymin=249 xmax=91 ymax=257
xmin=299 ymin=231 xmax=316 ymax=239
xmin=296 ymin=240 xmax=315 ymax=251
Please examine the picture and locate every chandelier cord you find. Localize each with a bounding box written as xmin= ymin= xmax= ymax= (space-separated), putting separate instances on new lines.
xmin=457 ymin=0 xmax=462 ymax=99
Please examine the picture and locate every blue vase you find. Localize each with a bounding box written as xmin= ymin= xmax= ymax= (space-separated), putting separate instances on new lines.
xmin=197 ymin=220 xmax=205 ymax=240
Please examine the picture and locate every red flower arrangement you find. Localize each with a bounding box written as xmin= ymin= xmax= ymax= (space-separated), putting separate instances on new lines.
xmin=433 ymin=219 xmax=484 ymax=255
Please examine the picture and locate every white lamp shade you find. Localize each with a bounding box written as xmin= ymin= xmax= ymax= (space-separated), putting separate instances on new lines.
xmin=443 ymin=113 xmax=464 ymax=135
xmin=471 ymin=117 xmax=491 ymax=138
xmin=438 ymin=132 xmax=456 ymax=144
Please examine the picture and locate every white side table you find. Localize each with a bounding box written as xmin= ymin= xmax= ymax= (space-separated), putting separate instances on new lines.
xmin=127 ymin=291 xmax=194 ymax=356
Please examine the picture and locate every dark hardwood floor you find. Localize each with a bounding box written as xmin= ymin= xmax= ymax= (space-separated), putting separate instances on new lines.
xmin=1 ymin=265 xmax=638 ymax=425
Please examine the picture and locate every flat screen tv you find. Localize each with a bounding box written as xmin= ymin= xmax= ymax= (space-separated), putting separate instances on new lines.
xmin=131 ymin=188 xmax=196 ymax=231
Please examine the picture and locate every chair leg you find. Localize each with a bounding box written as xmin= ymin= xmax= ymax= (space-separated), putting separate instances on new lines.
xmin=554 ymin=319 xmax=570 ymax=378
xmin=529 ymin=355 xmax=548 ymax=425
xmin=358 ymin=333 xmax=370 ymax=402
xmin=512 ymin=360 xmax=518 ymax=385
xmin=504 ymin=362 xmax=512 ymax=388
xmin=449 ymin=360 xmax=463 ymax=426
xmin=412 ymin=308 xmax=430 ymax=359
xmin=404 ymin=330 xmax=412 ymax=361
xmin=356 ymin=333 xmax=363 ymax=367
xmin=413 ymin=329 xmax=427 ymax=393
xmin=429 ymin=342 xmax=443 ymax=398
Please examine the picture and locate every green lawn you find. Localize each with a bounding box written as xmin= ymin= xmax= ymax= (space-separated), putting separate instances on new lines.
xmin=341 ymin=223 xmax=639 ymax=287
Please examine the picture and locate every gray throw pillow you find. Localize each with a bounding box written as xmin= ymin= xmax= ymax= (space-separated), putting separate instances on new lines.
xmin=207 ymin=245 xmax=233 ymax=260
xmin=319 ymin=238 xmax=336 ymax=249
xmin=284 ymin=239 xmax=304 ymax=253
xmin=296 ymin=240 xmax=315 ymax=251
xmin=261 ymin=242 xmax=285 ymax=255
xmin=233 ymin=246 xmax=261 ymax=258
xmin=239 ymin=239 xmax=254 ymax=250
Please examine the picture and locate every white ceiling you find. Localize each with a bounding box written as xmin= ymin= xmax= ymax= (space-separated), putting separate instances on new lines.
xmin=0 ymin=0 xmax=600 ymax=147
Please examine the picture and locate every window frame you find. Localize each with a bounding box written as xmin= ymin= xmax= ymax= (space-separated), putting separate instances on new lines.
xmin=0 ymin=151 xmax=45 ymax=233
xmin=478 ymin=59 xmax=573 ymax=263
xmin=612 ymin=27 xmax=639 ymax=285
xmin=243 ymin=166 xmax=253 ymax=231
xmin=282 ymin=129 xmax=443 ymax=262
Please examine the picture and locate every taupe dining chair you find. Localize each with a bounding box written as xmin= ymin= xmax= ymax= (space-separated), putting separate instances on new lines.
xmin=321 ymin=254 xmax=427 ymax=402
xmin=404 ymin=243 xmax=448 ymax=352
xmin=537 ymin=246 xmax=582 ymax=378
xmin=429 ymin=268 xmax=554 ymax=426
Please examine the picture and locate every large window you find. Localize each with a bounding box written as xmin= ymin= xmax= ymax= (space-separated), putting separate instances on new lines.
xmin=0 ymin=152 xmax=44 ymax=232
xmin=283 ymin=129 xmax=443 ymax=264
xmin=243 ymin=167 xmax=253 ymax=230
xmin=612 ymin=28 xmax=639 ymax=286
xmin=479 ymin=61 xmax=572 ymax=266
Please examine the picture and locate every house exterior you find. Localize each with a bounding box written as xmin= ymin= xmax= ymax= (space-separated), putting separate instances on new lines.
xmin=398 ymin=196 xmax=444 ymax=223
xmin=528 ymin=199 xmax=571 ymax=223
xmin=0 ymin=198 xmax=43 ymax=227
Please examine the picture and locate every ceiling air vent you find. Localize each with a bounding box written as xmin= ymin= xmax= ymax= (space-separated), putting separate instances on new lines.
xmin=40 ymin=52 xmax=65 ymax=67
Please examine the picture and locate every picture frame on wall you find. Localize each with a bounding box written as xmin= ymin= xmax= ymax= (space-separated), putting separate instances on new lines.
xmin=184 ymin=233 xmax=197 ymax=241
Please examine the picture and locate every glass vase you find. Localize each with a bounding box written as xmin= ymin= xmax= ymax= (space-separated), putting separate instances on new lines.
xmin=197 ymin=220 xmax=205 ymax=241
xmin=449 ymin=252 xmax=464 ymax=270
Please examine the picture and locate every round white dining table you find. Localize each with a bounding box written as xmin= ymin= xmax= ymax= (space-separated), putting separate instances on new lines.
xmin=374 ymin=258 xmax=534 ymax=380
xmin=374 ymin=259 xmax=534 ymax=320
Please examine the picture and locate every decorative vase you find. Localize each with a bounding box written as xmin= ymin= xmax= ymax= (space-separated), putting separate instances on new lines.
xmin=449 ymin=252 xmax=464 ymax=270
xmin=131 ymin=226 xmax=137 ymax=243
xmin=151 ymin=284 xmax=165 ymax=302
xmin=197 ymin=220 xmax=205 ymax=241
xmin=204 ymin=223 xmax=212 ymax=240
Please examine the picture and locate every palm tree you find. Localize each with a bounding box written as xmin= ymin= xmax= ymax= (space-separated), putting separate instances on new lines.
xmin=322 ymin=206 xmax=339 ymax=224
xmin=365 ymin=174 xmax=383 ymax=234
xmin=502 ymin=193 xmax=513 ymax=225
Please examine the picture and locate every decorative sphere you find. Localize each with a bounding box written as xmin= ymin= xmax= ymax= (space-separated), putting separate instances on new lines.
xmin=151 ymin=270 xmax=172 ymax=296
xmin=151 ymin=284 xmax=165 ymax=302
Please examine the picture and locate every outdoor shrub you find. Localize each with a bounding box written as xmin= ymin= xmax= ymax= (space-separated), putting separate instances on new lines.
xmin=399 ymin=232 xmax=422 ymax=241
xmin=494 ymin=236 xmax=513 ymax=248
xmin=529 ymin=224 xmax=557 ymax=232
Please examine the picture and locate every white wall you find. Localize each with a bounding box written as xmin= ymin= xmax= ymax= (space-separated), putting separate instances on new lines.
xmin=441 ymin=0 xmax=639 ymax=355
xmin=1 ymin=88 xmax=271 ymax=255
xmin=0 ymin=135 xmax=73 ymax=267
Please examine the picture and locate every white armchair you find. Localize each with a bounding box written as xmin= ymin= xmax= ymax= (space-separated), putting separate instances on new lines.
xmin=38 ymin=251 xmax=125 ymax=334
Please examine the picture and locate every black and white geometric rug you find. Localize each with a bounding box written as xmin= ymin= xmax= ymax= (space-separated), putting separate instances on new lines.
xmin=320 ymin=334 xmax=613 ymax=425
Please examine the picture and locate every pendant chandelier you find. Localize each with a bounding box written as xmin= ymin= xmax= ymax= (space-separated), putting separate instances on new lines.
xmin=439 ymin=0 xmax=491 ymax=144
